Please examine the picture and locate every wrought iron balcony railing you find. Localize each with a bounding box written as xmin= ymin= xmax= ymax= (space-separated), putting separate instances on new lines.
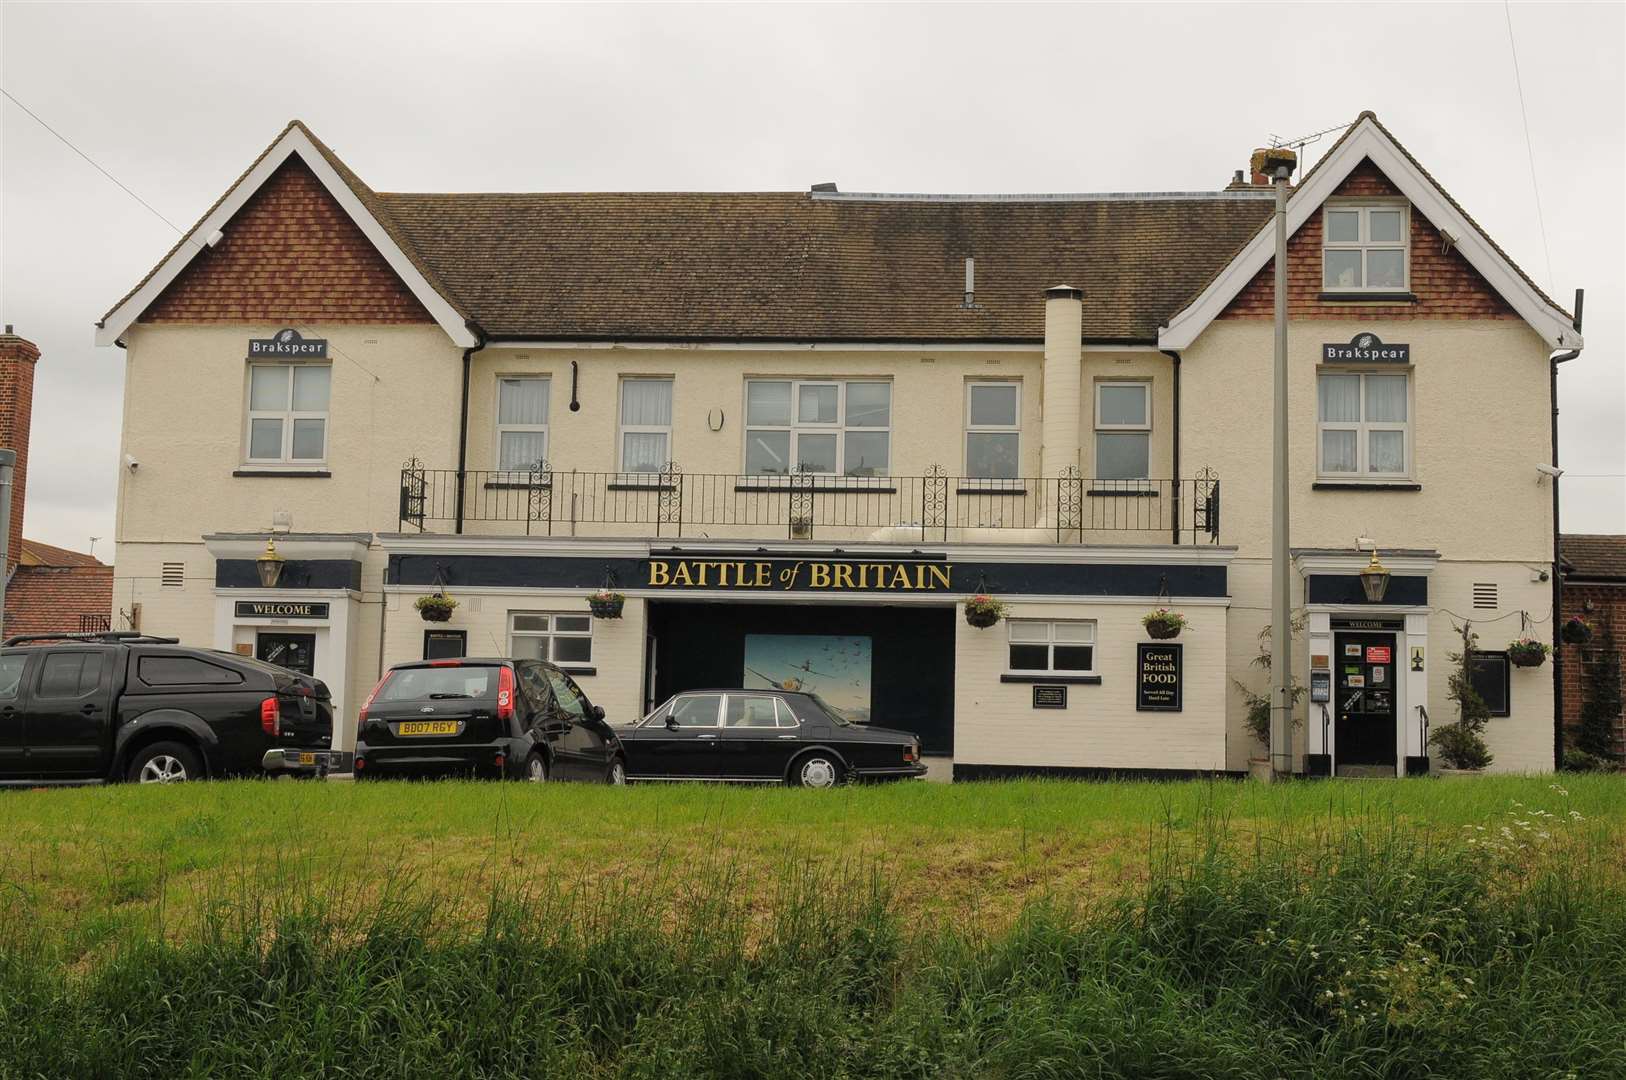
xmin=398 ymin=461 xmax=1220 ymax=544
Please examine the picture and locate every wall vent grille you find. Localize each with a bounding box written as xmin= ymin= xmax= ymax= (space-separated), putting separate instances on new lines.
xmin=1471 ymin=583 xmax=1498 ymax=610
xmin=160 ymin=563 xmax=185 ymax=589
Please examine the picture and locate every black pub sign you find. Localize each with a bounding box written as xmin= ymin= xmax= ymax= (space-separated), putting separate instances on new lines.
xmin=1136 ymin=642 xmax=1183 ymax=712
xmin=248 ymin=329 xmax=328 ymax=359
xmin=646 ymin=556 xmax=951 ymax=592
xmin=234 ymin=600 xmax=330 ymax=619
xmin=1322 ymin=332 xmax=1409 ymax=364
xmin=1031 ymin=685 xmax=1067 ymax=710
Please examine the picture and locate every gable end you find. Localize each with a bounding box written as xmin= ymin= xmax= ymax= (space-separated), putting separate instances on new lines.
xmin=1219 ymin=159 xmax=1517 ymax=323
xmin=140 ymin=157 xmax=433 ymax=326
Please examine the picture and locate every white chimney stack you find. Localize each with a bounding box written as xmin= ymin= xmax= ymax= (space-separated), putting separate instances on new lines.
xmin=1041 ymin=285 xmax=1084 ymax=479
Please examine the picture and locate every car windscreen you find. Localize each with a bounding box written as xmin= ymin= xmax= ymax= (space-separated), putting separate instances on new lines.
xmin=377 ymin=666 xmax=496 ymax=702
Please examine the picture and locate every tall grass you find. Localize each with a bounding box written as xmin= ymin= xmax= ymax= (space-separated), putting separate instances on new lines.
xmin=2 ymin=797 xmax=1622 ymax=1078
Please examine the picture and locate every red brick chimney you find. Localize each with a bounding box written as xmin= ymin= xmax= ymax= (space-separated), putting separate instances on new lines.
xmin=0 ymin=327 xmax=39 ymax=576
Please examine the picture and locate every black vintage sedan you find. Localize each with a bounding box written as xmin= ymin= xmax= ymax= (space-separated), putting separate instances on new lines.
xmin=618 ymin=689 xmax=926 ymax=787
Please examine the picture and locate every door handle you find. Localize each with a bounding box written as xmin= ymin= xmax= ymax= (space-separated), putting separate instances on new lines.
xmin=81 ymin=704 xmax=99 ymax=715
xmin=697 ymin=734 xmax=718 ymax=740
xmin=777 ymin=734 xmax=798 ymax=739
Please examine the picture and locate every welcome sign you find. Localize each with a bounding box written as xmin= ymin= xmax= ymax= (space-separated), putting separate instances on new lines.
xmin=647 ymin=557 xmax=952 ymax=591
xmin=248 ymin=329 xmax=328 ymax=358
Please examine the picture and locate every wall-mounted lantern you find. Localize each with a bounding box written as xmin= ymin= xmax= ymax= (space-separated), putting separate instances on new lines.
xmin=255 ymin=536 xmax=286 ymax=588
xmin=1359 ymin=547 xmax=1391 ymax=603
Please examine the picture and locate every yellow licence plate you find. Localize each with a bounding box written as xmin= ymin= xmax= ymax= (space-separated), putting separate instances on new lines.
xmin=297 ymin=752 xmax=316 ymax=765
xmin=397 ymin=721 xmax=460 ymax=736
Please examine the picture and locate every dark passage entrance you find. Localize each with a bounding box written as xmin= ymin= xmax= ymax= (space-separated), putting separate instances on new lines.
xmin=646 ymin=602 xmax=956 ymax=754
xmin=1333 ymin=630 xmax=1398 ymax=775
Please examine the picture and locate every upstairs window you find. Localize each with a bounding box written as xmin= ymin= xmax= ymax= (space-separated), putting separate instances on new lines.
xmin=1317 ymin=371 xmax=1410 ymax=478
xmin=1323 ymin=204 xmax=1409 ymax=292
xmin=1094 ymin=382 xmax=1150 ymax=481
xmin=246 ymin=364 xmax=330 ymax=464
xmin=745 ymin=380 xmax=890 ymax=476
xmin=496 ymin=377 xmax=549 ymax=472
xmin=965 ymin=381 xmax=1020 ymax=479
xmin=619 ymin=378 xmax=673 ymax=473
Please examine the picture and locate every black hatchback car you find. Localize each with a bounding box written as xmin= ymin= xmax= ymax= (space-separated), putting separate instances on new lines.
xmin=353 ymin=658 xmax=623 ymax=782
xmin=618 ymin=689 xmax=925 ymax=787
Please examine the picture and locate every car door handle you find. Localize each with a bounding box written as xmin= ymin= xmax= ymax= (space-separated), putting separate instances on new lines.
xmin=777 ymin=734 xmax=798 ymax=739
xmin=697 ymin=734 xmax=717 ymax=740
xmin=81 ymin=705 xmax=100 ymax=715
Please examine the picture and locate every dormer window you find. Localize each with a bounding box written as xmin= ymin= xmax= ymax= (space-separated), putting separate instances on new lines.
xmin=1322 ymin=204 xmax=1409 ymax=292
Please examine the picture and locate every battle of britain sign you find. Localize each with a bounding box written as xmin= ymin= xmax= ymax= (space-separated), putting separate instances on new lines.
xmin=647 ymin=557 xmax=953 ymax=591
xmin=248 ymin=328 xmax=328 ymax=358
xmin=1321 ymin=332 xmax=1409 ymax=364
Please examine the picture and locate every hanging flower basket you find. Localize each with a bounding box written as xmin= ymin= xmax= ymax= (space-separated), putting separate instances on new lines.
xmin=414 ymin=593 xmax=458 ymax=623
xmin=1142 ymin=608 xmax=1188 ymax=640
xmin=963 ymin=594 xmax=1006 ymax=629
xmin=1561 ymin=616 xmax=1594 ymax=645
xmin=588 ymin=590 xmax=625 ymax=619
xmin=1508 ymin=637 xmax=1550 ymax=668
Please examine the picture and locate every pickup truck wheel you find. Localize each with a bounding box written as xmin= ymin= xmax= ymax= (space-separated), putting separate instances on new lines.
xmin=607 ymin=757 xmax=627 ymax=785
xmin=524 ymin=753 xmax=548 ymax=783
xmin=128 ymin=741 xmax=202 ymax=784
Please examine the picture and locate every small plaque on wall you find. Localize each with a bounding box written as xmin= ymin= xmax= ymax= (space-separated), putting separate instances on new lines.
xmin=1136 ymin=643 xmax=1183 ymax=712
xmin=1032 ymin=685 xmax=1067 ymax=710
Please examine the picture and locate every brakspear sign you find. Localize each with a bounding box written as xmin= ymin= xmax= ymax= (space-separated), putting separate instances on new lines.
xmin=248 ymin=329 xmax=328 ymax=358
xmin=647 ymin=557 xmax=953 ymax=591
xmin=1322 ymin=332 xmax=1409 ymax=364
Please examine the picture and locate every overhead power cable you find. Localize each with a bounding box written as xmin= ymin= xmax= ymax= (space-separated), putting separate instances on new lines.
xmin=1502 ymin=1 xmax=1557 ymax=293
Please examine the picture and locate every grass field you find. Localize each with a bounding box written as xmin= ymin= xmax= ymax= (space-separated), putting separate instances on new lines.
xmin=2 ymin=776 xmax=1624 ymax=1076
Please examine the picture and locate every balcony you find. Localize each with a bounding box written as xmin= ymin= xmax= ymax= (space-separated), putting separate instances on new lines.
xmin=397 ymin=461 xmax=1220 ymax=545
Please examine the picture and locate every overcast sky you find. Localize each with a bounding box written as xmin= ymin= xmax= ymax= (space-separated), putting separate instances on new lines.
xmin=2 ymin=1 xmax=1622 ymax=556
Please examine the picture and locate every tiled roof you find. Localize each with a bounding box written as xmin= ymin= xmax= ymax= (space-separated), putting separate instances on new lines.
xmin=1561 ymin=535 xmax=1626 ymax=581
xmin=18 ymin=538 xmax=104 ymax=568
xmin=375 ymin=190 xmax=1273 ymax=343
xmin=2 ymin=565 xmax=114 ymax=637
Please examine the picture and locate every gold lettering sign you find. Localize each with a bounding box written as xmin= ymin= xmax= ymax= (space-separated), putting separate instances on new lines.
xmin=645 ymin=559 xmax=952 ymax=592
xmin=234 ymin=600 xmax=329 ymax=619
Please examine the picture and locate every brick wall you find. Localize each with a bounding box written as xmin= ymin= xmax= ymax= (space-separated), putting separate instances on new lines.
xmin=140 ymin=158 xmax=432 ymax=325
xmin=0 ymin=332 xmax=39 ymax=574
xmin=1559 ymin=581 xmax=1626 ymax=758
xmin=1220 ymin=159 xmax=1518 ymax=322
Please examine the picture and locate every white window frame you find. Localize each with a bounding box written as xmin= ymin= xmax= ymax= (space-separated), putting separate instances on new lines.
xmin=244 ymin=362 xmax=331 ymax=466
xmin=1006 ymin=619 xmax=1097 ymax=675
xmin=494 ymin=375 xmax=550 ymax=474
xmin=507 ymin=611 xmax=593 ymax=669
xmin=1316 ymin=369 xmax=1414 ymax=481
xmin=1093 ymin=381 xmax=1152 ymax=482
xmin=618 ymin=377 xmax=674 ymax=474
xmin=1321 ymin=202 xmax=1410 ymax=293
xmin=743 ymin=378 xmax=892 ymax=477
xmin=964 ymin=380 xmax=1022 ymax=480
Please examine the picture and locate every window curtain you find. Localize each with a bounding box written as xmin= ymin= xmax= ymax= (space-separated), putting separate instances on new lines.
xmin=499 ymin=379 xmax=549 ymax=425
xmin=621 ymin=380 xmax=672 ymax=426
xmin=1364 ymin=375 xmax=1407 ymax=422
xmin=1318 ymin=375 xmax=1361 ymax=422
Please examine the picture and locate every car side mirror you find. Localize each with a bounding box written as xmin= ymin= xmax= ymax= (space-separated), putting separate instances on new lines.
xmin=664 ymin=715 xmax=678 ymax=730
xmin=592 ymin=704 xmax=606 ymax=721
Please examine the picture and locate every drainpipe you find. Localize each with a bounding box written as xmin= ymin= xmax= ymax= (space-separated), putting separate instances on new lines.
xmin=454 ymin=321 xmax=489 ymax=535
xmin=1550 ymin=288 xmax=1584 ymax=770
xmin=1161 ymin=349 xmax=1182 ymax=544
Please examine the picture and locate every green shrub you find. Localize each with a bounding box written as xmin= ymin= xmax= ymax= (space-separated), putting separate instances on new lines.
xmin=1577 ymin=625 xmax=1623 ymax=765
xmin=1431 ymin=623 xmax=1494 ymax=770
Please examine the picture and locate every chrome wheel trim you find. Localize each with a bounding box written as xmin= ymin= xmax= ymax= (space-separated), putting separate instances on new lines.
xmin=798 ymin=757 xmax=837 ymax=788
xmin=608 ymin=760 xmax=627 ymax=785
xmin=138 ymin=755 xmax=188 ymax=784
xmin=526 ymin=756 xmax=547 ymax=782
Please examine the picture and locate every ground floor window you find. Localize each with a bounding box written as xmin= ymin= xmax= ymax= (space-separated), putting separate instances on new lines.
xmin=1469 ymin=650 xmax=1511 ymax=717
xmin=509 ymin=612 xmax=593 ymax=666
xmin=1007 ymin=620 xmax=1096 ymax=674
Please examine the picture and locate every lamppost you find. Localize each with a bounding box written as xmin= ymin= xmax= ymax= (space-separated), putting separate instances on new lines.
xmin=1261 ymin=144 xmax=1299 ymax=780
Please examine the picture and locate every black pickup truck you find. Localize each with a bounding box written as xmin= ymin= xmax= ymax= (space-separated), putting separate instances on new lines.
xmin=0 ymin=632 xmax=343 ymax=785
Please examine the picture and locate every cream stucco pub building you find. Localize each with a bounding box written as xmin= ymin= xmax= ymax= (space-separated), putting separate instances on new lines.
xmin=98 ymin=112 xmax=1583 ymax=777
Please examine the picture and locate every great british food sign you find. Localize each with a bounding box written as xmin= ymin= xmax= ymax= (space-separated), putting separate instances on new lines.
xmin=647 ymin=558 xmax=952 ymax=591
